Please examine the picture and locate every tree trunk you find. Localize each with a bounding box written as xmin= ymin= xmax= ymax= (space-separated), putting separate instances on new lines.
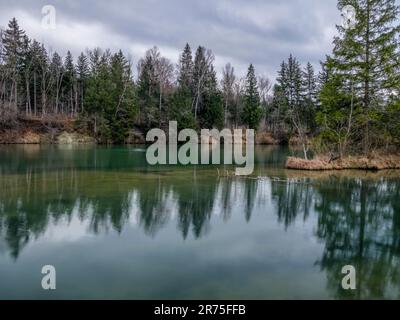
xmin=363 ymin=0 xmax=371 ymax=154
xmin=33 ymin=72 xmax=37 ymax=115
xmin=25 ymin=76 xmax=31 ymax=115
xmin=159 ymin=85 xmax=162 ymax=127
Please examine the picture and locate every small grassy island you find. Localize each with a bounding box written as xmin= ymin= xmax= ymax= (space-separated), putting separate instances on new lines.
xmin=286 ymin=154 xmax=400 ymax=171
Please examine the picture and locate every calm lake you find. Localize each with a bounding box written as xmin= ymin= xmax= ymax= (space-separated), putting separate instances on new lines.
xmin=0 ymin=145 xmax=399 ymax=299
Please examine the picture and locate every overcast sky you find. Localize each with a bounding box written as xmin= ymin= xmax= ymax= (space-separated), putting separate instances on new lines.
xmin=0 ymin=0 xmax=344 ymax=80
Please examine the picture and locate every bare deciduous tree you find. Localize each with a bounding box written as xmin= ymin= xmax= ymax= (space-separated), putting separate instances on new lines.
xmin=155 ymin=56 xmax=174 ymax=126
xmin=221 ymin=63 xmax=236 ymax=127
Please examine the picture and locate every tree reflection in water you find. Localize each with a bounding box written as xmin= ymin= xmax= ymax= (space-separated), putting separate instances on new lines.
xmin=1 ymin=145 xmax=400 ymax=299
xmin=271 ymin=172 xmax=400 ymax=299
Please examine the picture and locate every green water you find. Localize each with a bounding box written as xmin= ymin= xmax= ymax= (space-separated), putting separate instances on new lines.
xmin=0 ymin=145 xmax=400 ymax=299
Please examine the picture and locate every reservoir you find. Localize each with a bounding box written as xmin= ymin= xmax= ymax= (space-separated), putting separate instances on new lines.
xmin=0 ymin=145 xmax=399 ymax=299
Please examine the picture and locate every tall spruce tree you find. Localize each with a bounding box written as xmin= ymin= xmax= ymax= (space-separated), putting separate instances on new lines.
xmin=76 ymin=52 xmax=89 ymax=112
xmin=201 ymin=65 xmax=224 ymax=129
xmin=63 ymin=51 xmax=77 ymax=115
xmin=276 ymin=55 xmax=314 ymax=158
xmin=108 ymin=50 xmax=136 ymax=142
xmin=270 ymin=84 xmax=290 ymax=137
xmin=193 ymin=46 xmax=213 ymax=120
xmin=137 ymin=50 xmax=159 ymax=130
xmin=19 ymin=35 xmax=32 ymax=115
xmin=303 ymin=62 xmax=317 ymax=105
xmin=49 ymin=52 xmax=63 ymax=114
xmin=1 ymin=17 xmax=25 ymax=109
xmin=171 ymin=44 xmax=196 ymax=129
xmin=276 ymin=55 xmax=308 ymax=130
xmin=302 ymin=62 xmax=318 ymax=130
xmin=178 ymin=43 xmax=194 ymax=91
xmin=242 ymin=64 xmax=262 ymax=130
xmin=38 ymin=44 xmax=49 ymax=115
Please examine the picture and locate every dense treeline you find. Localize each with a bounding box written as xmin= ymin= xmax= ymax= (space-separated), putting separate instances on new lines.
xmin=0 ymin=18 xmax=264 ymax=143
xmin=1 ymin=0 xmax=399 ymax=156
xmin=0 ymin=18 xmax=137 ymax=143
xmin=0 ymin=17 xmax=316 ymax=143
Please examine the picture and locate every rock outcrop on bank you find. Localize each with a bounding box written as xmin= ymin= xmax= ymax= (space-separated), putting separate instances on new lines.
xmin=255 ymin=132 xmax=280 ymax=145
xmin=57 ymin=132 xmax=96 ymax=144
xmin=286 ymin=155 xmax=400 ymax=170
xmin=0 ymin=130 xmax=42 ymax=144
xmin=0 ymin=116 xmax=96 ymax=144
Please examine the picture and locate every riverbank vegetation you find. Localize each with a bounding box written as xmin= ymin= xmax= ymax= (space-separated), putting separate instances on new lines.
xmin=0 ymin=19 xmax=266 ymax=144
xmin=285 ymin=0 xmax=400 ymax=169
xmin=1 ymin=0 xmax=399 ymax=168
xmin=286 ymin=154 xmax=400 ymax=170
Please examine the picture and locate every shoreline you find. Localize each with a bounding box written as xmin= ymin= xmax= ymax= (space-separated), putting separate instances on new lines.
xmin=0 ymin=127 xmax=282 ymax=145
xmin=286 ymin=155 xmax=400 ymax=171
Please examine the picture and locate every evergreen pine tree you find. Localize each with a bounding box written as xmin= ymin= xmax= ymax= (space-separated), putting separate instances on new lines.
xmin=242 ymin=64 xmax=262 ymax=130
xmin=49 ymin=52 xmax=63 ymax=113
xmin=108 ymin=50 xmax=136 ymax=142
xmin=63 ymin=51 xmax=77 ymax=115
xmin=137 ymin=51 xmax=159 ymax=130
xmin=202 ymin=65 xmax=224 ymax=129
xmin=178 ymin=43 xmax=194 ymax=91
xmin=1 ymin=17 xmax=25 ymax=109
xmin=76 ymin=52 xmax=89 ymax=112
xmin=193 ymin=46 xmax=212 ymax=120
xmin=302 ymin=62 xmax=317 ymax=129
xmin=171 ymin=44 xmax=196 ymax=129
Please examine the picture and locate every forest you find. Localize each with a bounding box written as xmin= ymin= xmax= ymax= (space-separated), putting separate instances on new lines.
xmin=0 ymin=0 xmax=399 ymax=161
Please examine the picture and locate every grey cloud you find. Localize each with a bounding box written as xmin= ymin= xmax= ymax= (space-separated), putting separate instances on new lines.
xmin=0 ymin=0 xmax=342 ymax=79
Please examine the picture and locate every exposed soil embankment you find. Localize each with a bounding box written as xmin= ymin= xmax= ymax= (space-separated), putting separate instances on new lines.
xmin=286 ymin=155 xmax=400 ymax=171
xmin=0 ymin=129 xmax=96 ymax=144
xmin=0 ymin=116 xmax=95 ymax=144
xmin=0 ymin=129 xmax=41 ymax=144
xmin=255 ymin=132 xmax=280 ymax=145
